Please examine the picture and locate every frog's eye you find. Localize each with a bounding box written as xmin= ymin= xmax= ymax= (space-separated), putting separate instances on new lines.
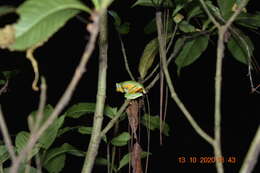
xmin=116 ymin=83 xmax=124 ymax=93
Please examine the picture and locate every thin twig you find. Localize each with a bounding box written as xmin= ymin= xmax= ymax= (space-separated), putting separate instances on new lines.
xmin=145 ymin=31 xmax=211 ymax=91
xmin=100 ymin=100 xmax=130 ymax=137
xmin=224 ymin=0 xmax=249 ymax=30
xmin=81 ymin=11 xmax=108 ymax=173
xmin=119 ymin=35 xmax=135 ymax=81
xmin=10 ymin=11 xmax=101 ymax=173
xmin=32 ymin=77 xmax=47 ymax=132
xmin=0 ymin=80 xmax=8 ymax=95
xmin=0 ymin=106 xmax=16 ymax=161
xmin=155 ymin=11 xmax=214 ymax=145
xmin=199 ymin=0 xmax=221 ymax=28
xmin=239 ymin=126 xmax=260 ymax=173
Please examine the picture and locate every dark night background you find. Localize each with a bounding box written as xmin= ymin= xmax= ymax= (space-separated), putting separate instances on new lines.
xmin=0 ymin=0 xmax=260 ymax=172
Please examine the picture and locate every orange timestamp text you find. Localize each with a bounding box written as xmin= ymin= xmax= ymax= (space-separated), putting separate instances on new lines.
xmin=177 ymin=156 xmax=237 ymax=164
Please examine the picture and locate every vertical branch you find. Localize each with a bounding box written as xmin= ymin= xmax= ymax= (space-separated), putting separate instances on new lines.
xmin=155 ymin=11 xmax=214 ymax=145
xmin=0 ymin=106 xmax=16 ymax=161
xmin=81 ymin=11 xmax=108 ymax=173
xmin=213 ymin=27 xmax=225 ymax=173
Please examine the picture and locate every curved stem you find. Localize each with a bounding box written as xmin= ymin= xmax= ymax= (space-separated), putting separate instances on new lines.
xmin=155 ymin=11 xmax=214 ymax=145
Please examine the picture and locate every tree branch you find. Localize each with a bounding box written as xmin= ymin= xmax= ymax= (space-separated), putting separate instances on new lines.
xmin=0 ymin=106 xmax=16 ymax=161
xmin=155 ymin=11 xmax=214 ymax=145
xmin=81 ymin=11 xmax=108 ymax=173
xmin=10 ymin=11 xmax=101 ymax=173
xmin=239 ymin=126 xmax=260 ymax=173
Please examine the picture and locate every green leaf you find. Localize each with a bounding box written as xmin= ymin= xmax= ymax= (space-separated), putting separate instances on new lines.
xmin=227 ymin=30 xmax=253 ymax=64
xmin=138 ymin=37 xmax=159 ymax=79
xmin=2 ymin=70 xmax=19 ymax=80
xmin=108 ymin=10 xmax=121 ymax=26
xmin=111 ymin=132 xmax=131 ymax=147
xmin=144 ymin=18 xmax=157 ymax=34
xmin=141 ymin=114 xmax=170 ymax=136
xmin=0 ymin=80 xmax=6 ymax=85
xmin=39 ymin=115 xmax=65 ymax=149
xmin=78 ymin=126 xmax=107 ymax=143
xmin=236 ymin=12 xmax=260 ymax=29
xmin=132 ymin=0 xmax=173 ymax=8
xmin=15 ymin=131 xmax=40 ymax=160
xmin=117 ymin=152 xmax=150 ymax=170
xmin=28 ymin=105 xmax=65 ymax=149
xmin=0 ymin=145 xmax=9 ymax=164
xmin=172 ymin=0 xmax=192 ymax=17
xmin=95 ymin=157 xmax=108 ymax=166
xmin=175 ymin=35 xmax=209 ymax=73
xmin=217 ymin=0 xmax=236 ymax=19
xmin=117 ymin=22 xmax=130 ymax=35
xmin=66 ymin=103 xmax=117 ymax=119
xmin=57 ymin=126 xmax=80 ymax=137
xmin=43 ymin=143 xmax=84 ymax=166
xmin=78 ymin=126 xmax=92 ymax=135
xmin=187 ymin=5 xmax=203 ymax=21
xmin=0 ymin=6 xmax=16 ymax=17
xmin=44 ymin=154 xmax=66 ymax=173
xmin=178 ymin=21 xmax=196 ymax=33
xmin=10 ymin=0 xmax=90 ymax=51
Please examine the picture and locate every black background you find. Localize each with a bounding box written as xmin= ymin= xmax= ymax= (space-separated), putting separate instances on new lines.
xmin=1 ymin=0 xmax=260 ymax=172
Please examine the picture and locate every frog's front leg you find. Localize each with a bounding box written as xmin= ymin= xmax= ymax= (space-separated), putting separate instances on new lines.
xmin=124 ymin=93 xmax=143 ymax=100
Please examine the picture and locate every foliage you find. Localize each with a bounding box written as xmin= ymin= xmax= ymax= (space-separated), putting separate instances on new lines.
xmin=0 ymin=0 xmax=260 ymax=172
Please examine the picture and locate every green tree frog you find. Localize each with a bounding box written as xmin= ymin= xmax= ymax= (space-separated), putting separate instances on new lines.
xmin=116 ymin=81 xmax=146 ymax=100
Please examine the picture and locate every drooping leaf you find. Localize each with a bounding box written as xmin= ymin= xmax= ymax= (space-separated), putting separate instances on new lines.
xmin=172 ymin=0 xmax=192 ymax=17
xmin=178 ymin=21 xmax=196 ymax=33
xmin=95 ymin=157 xmax=108 ymax=166
xmin=217 ymin=0 xmax=236 ymax=20
xmin=2 ymin=70 xmax=19 ymax=80
xmin=15 ymin=131 xmax=40 ymax=160
xmin=57 ymin=126 xmax=80 ymax=137
xmin=10 ymin=0 xmax=90 ymax=51
xmin=0 ymin=145 xmax=9 ymax=164
xmin=28 ymin=105 xmax=65 ymax=149
xmin=138 ymin=37 xmax=159 ymax=79
xmin=78 ymin=126 xmax=93 ymax=135
xmin=66 ymin=102 xmax=117 ymax=119
xmin=78 ymin=126 xmax=107 ymax=143
xmin=108 ymin=10 xmax=121 ymax=26
xmin=187 ymin=4 xmax=203 ymax=21
xmin=44 ymin=154 xmax=66 ymax=173
xmin=141 ymin=114 xmax=170 ymax=136
xmin=38 ymin=115 xmax=65 ymax=149
xmin=43 ymin=143 xmax=84 ymax=166
xmin=144 ymin=18 xmax=157 ymax=34
xmin=0 ymin=6 xmax=16 ymax=17
xmin=111 ymin=132 xmax=131 ymax=147
xmin=227 ymin=29 xmax=254 ymax=65
xmin=175 ymin=35 xmax=209 ymax=74
xmin=117 ymin=22 xmax=130 ymax=35
xmin=132 ymin=0 xmax=173 ymax=8
xmin=235 ymin=12 xmax=260 ymax=29
xmin=117 ymin=152 xmax=150 ymax=171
